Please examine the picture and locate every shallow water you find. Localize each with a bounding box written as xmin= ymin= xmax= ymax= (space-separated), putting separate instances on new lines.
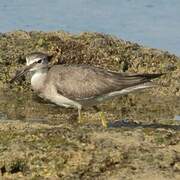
xmin=0 ymin=90 xmax=179 ymax=126
xmin=1 ymin=0 xmax=180 ymax=55
xmin=175 ymin=115 xmax=180 ymax=121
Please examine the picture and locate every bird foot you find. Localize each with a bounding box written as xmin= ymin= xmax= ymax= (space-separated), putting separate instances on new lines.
xmin=99 ymin=111 xmax=108 ymax=128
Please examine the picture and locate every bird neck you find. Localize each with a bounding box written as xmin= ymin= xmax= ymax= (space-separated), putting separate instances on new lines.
xmin=30 ymin=68 xmax=48 ymax=92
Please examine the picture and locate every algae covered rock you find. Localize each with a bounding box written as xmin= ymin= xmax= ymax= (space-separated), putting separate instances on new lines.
xmin=0 ymin=122 xmax=179 ymax=179
xmin=0 ymin=30 xmax=179 ymax=96
xmin=0 ymin=31 xmax=179 ymax=179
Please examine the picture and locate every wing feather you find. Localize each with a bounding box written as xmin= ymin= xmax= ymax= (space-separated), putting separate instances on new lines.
xmin=46 ymin=65 xmax=162 ymax=100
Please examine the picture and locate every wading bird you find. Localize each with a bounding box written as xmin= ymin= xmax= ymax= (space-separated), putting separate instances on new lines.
xmin=10 ymin=52 xmax=163 ymax=126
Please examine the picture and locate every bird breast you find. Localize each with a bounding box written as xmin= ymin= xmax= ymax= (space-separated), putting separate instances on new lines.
xmin=31 ymin=71 xmax=47 ymax=93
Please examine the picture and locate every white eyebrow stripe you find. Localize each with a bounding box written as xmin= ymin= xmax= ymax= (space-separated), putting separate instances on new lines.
xmin=26 ymin=57 xmax=42 ymax=65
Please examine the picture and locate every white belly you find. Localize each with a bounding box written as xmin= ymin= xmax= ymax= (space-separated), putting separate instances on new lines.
xmin=42 ymin=87 xmax=82 ymax=109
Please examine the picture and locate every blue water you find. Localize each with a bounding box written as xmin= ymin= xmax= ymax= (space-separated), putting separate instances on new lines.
xmin=174 ymin=115 xmax=180 ymax=121
xmin=0 ymin=0 xmax=180 ymax=56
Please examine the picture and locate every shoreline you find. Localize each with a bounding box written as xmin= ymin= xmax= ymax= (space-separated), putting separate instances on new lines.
xmin=0 ymin=31 xmax=179 ymax=179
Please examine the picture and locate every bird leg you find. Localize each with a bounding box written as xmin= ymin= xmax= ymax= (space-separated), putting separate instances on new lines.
xmin=77 ymin=106 xmax=108 ymax=127
xmin=99 ymin=111 xmax=108 ymax=128
xmin=78 ymin=107 xmax=82 ymax=123
xmin=93 ymin=106 xmax=108 ymax=127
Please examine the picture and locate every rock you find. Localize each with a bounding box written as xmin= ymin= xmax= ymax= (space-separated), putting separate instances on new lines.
xmin=0 ymin=31 xmax=179 ymax=179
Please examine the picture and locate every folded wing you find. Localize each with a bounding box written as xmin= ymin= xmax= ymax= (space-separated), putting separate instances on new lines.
xmin=48 ymin=65 xmax=162 ymax=100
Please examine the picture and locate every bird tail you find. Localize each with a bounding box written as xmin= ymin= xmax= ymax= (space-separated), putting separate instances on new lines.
xmin=107 ymin=81 xmax=157 ymax=98
xmin=134 ymin=73 xmax=165 ymax=80
xmin=120 ymin=73 xmax=164 ymax=94
xmin=117 ymin=73 xmax=164 ymax=87
xmin=97 ymin=72 xmax=164 ymax=101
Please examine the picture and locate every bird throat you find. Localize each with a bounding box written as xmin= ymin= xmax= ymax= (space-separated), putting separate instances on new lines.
xmin=30 ymin=69 xmax=48 ymax=93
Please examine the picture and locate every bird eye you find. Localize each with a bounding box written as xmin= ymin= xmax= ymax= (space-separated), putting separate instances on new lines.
xmin=37 ymin=59 xmax=42 ymax=63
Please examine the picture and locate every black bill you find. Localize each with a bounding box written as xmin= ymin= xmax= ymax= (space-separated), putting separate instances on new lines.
xmin=9 ymin=63 xmax=35 ymax=83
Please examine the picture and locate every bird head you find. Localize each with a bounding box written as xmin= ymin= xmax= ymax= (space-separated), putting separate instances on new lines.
xmin=10 ymin=52 xmax=52 ymax=83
